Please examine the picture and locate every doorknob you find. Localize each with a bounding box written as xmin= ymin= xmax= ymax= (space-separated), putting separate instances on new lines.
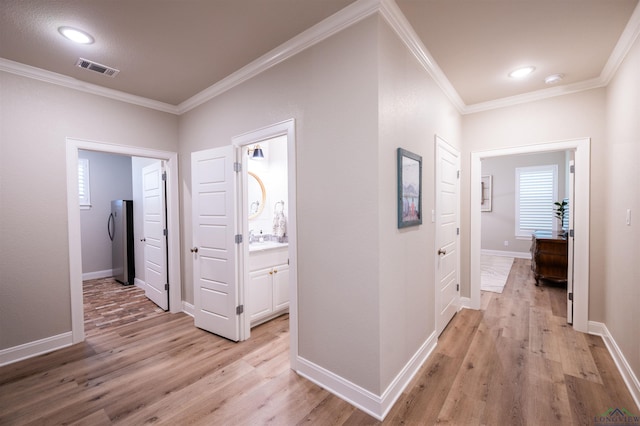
xmin=438 ymin=248 xmax=447 ymax=255
xmin=190 ymin=247 xmax=198 ymax=253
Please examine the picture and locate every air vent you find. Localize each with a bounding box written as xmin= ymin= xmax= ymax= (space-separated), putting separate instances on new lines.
xmin=75 ymin=58 xmax=120 ymax=77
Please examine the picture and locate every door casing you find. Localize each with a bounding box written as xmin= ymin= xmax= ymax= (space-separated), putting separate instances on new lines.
xmin=231 ymin=119 xmax=297 ymax=366
xmin=469 ymin=138 xmax=590 ymax=332
xmin=66 ymin=138 xmax=181 ymax=343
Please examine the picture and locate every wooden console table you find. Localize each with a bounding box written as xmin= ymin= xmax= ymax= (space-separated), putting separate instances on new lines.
xmin=530 ymin=231 xmax=568 ymax=285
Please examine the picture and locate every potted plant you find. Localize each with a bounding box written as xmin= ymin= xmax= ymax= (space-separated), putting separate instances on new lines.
xmin=554 ymin=200 xmax=568 ymax=236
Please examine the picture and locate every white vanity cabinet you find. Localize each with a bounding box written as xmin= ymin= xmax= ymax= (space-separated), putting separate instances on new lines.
xmin=248 ymin=246 xmax=289 ymax=326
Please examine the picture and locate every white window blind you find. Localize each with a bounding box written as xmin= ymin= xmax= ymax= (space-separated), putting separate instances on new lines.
xmin=78 ymin=158 xmax=91 ymax=208
xmin=515 ymin=165 xmax=558 ymax=237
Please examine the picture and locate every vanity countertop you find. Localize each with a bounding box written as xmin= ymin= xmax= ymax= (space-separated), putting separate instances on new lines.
xmin=249 ymin=241 xmax=288 ymax=252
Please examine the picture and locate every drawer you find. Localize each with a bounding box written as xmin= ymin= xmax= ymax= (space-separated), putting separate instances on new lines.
xmin=249 ymin=247 xmax=288 ymax=271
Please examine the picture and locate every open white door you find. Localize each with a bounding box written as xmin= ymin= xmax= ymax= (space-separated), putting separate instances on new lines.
xmin=435 ymin=137 xmax=460 ymax=335
xmin=142 ymin=161 xmax=168 ymax=310
xmin=191 ymin=146 xmax=241 ymax=341
xmin=567 ymin=159 xmax=575 ymax=324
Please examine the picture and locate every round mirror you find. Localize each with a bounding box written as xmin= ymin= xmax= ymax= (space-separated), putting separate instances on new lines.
xmin=248 ymin=171 xmax=266 ymax=220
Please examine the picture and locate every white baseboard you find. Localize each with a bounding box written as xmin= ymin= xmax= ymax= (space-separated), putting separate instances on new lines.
xmin=588 ymin=321 xmax=640 ymax=410
xmin=481 ymin=249 xmax=531 ymax=259
xmin=295 ymin=330 xmax=438 ymax=421
xmin=82 ymin=269 xmax=113 ymax=280
xmin=182 ymin=301 xmax=195 ymax=317
xmin=134 ymin=278 xmax=145 ymax=290
xmin=459 ymin=297 xmax=473 ymax=309
xmin=0 ymin=332 xmax=73 ymax=366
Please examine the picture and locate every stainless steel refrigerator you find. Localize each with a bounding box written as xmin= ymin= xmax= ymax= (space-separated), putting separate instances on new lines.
xmin=108 ymin=200 xmax=135 ymax=285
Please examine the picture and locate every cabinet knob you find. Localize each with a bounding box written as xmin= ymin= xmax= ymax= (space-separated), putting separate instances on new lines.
xmin=273 ymin=269 xmax=278 ymax=274
xmin=190 ymin=247 xmax=198 ymax=253
xmin=438 ymin=248 xmax=447 ymax=256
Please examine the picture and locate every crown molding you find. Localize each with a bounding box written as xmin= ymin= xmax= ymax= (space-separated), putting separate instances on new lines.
xmin=601 ymin=0 xmax=640 ymax=84
xmin=176 ymin=0 xmax=381 ymax=114
xmin=462 ymin=77 xmax=607 ymax=115
xmin=379 ymin=0 xmax=466 ymax=113
xmin=3 ymin=0 xmax=639 ymax=117
xmin=0 ymin=58 xmax=179 ymax=115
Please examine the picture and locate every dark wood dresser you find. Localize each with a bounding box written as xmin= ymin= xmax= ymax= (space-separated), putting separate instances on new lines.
xmin=530 ymin=231 xmax=568 ymax=285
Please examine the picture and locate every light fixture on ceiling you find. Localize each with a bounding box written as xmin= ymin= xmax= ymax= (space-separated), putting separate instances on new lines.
xmin=544 ymin=73 xmax=564 ymax=85
xmin=58 ymin=26 xmax=94 ymax=44
xmin=248 ymin=145 xmax=264 ymax=160
xmin=508 ymin=66 xmax=536 ymax=79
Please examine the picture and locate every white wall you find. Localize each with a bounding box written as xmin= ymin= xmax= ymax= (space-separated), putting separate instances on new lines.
xmin=377 ymin=18 xmax=461 ymax=391
xmin=79 ymin=150 xmax=133 ymax=278
xmin=604 ymin=27 xmax=640 ymax=385
xmin=179 ymin=15 xmax=382 ymax=393
xmin=481 ymin=151 xmax=567 ymax=253
xmin=461 ymin=88 xmax=607 ymax=321
xmin=0 ymin=71 xmax=178 ymax=350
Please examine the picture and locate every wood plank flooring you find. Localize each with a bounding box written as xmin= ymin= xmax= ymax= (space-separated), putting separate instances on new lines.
xmin=83 ymin=278 xmax=165 ymax=338
xmin=1 ymin=259 xmax=637 ymax=425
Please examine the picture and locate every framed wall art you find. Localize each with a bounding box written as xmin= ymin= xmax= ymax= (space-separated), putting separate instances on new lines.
xmin=397 ymin=148 xmax=422 ymax=228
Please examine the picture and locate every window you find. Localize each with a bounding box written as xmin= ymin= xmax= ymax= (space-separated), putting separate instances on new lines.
xmin=78 ymin=158 xmax=91 ymax=209
xmin=515 ymin=164 xmax=558 ymax=237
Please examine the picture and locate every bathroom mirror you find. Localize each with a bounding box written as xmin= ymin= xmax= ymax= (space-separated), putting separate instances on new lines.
xmin=248 ymin=171 xmax=266 ymax=220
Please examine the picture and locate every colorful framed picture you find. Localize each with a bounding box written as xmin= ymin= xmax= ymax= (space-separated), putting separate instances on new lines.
xmin=397 ymin=148 xmax=422 ymax=228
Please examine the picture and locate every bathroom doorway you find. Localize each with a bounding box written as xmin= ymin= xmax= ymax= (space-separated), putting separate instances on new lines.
xmin=234 ymin=119 xmax=298 ymax=366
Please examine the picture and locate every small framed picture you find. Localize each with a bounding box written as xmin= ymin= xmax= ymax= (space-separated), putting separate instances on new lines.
xmin=397 ymin=148 xmax=422 ymax=228
xmin=481 ymin=175 xmax=492 ymax=212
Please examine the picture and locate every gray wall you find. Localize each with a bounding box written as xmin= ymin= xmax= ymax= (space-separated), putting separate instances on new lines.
xmin=0 ymin=70 xmax=178 ymax=349
xmin=79 ymin=150 xmax=133 ymax=278
xmin=179 ymin=15 xmax=461 ymax=394
xmin=480 ymin=151 xmax=567 ymax=253
xmin=603 ymin=26 xmax=640 ymax=384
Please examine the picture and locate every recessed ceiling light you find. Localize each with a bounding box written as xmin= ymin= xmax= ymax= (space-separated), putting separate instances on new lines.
xmin=58 ymin=27 xmax=94 ymax=44
xmin=509 ymin=66 xmax=536 ymax=79
xmin=544 ymin=74 xmax=564 ymax=85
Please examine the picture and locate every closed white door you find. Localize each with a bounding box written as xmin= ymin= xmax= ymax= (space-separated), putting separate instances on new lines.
xmin=567 ymin=159 xmax=575 ymax=324
xmin=142 ymin=161 xmax=168 ymax=310
xmin=435 ymin=137 xmax=460 ymax=335
xmin=191 ymin=146 xmax=240 ymax=341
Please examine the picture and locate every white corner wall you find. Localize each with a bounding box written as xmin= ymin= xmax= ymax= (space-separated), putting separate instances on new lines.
xmin=603 ymin=25 xmax=640 ymax=401
xmin=377 ymin=16 xmax=461 ymax=396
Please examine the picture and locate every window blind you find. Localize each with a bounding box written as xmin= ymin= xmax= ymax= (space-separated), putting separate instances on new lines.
xmin=515 ymin=165 xmax=558 ymax=237
xmin=78 ymin=158 xmax=91 ymax=207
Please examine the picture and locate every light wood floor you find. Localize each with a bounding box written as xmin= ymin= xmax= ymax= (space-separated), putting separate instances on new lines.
xmin=1 ymin=259 xmax=637 ymax=425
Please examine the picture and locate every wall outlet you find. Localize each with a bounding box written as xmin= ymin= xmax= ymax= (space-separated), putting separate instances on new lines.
xmin=504 ymin=240 xmax=509 ymax=247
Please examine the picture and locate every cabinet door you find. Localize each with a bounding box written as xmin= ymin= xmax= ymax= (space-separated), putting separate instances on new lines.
xmin=272 ymin=264 xmax=289 ymax=312
xmin=248 ymin=268 xmax=273 ymax=322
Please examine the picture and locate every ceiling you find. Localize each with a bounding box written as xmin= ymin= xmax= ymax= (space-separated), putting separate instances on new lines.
xmin=1 ymin=0 xmax=638 ymax=112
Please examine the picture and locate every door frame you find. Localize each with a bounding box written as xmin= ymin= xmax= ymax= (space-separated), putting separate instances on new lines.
xmin=66 ymin=138 xmax=181 ymax=343
xmin=231 ymin=119 xmax=297 ymax=366
xmin=469 ymin=137 xmax=590 ymax=332
xmin=434 ymin=135 xmax=461 ymax=335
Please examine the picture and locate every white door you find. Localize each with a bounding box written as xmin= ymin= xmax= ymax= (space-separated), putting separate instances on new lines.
xmin=435 ymin=137 xmax=460 ymax=335
xmin=192 ymin=146 xmax=240 ymax=341
xmin=567 ymin=159 xmax=575 ymax=323
xmin=142 ymin=161 xmax=168 ymax=310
